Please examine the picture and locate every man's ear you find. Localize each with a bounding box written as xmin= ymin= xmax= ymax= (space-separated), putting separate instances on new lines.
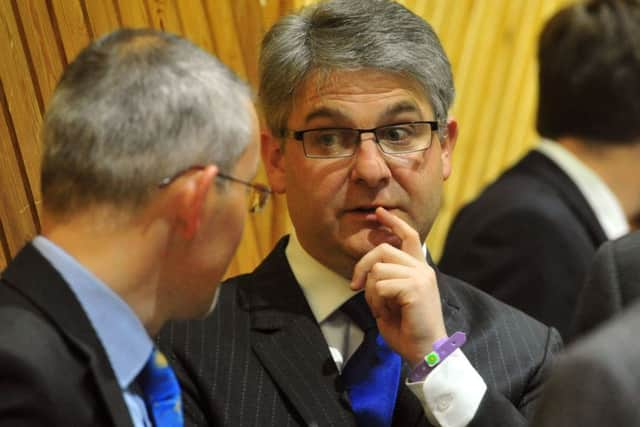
xmin=261 ymin=129 xmax=287 ymax=194
xmin=441 ymin=118 xmax=458 ymax=180
xmin=178 ymin=165 xmax=218 ymax=240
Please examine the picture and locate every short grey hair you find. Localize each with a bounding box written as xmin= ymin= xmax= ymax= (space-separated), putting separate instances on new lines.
xmin=41 ymin=28 xmax=252 ymax=215
xmin=259 ymin=0 xmax=454 ymax=135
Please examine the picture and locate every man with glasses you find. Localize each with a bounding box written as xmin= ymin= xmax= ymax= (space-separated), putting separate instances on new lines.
xmin=0 ymin=29 xmax=268 ymax=426
xmin=160 ymin=1 xmax=560 ymax=426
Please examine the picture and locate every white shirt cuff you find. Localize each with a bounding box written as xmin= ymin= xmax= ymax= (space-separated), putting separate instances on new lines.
xmin=406 ymin=349 xmax=487 ymax=427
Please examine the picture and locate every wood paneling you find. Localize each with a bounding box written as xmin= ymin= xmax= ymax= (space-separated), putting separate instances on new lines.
xmin=0 ymin=0 xmax=572 ymax=274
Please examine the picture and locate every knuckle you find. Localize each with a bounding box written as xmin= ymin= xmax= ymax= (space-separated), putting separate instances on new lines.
xmin=374 ymin=280 xmax=386 ymax=294
xmin=370 ymin=262 xmax=383 ymax=276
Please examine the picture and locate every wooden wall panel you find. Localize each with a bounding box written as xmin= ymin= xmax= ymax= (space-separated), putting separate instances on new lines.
xmin=84 ymin=0 xmax=121 ymax=38
xmin=115 ymin=0 xmax=151 ymax=28
xmin=50 ymin=0 xmax=92 ymax=60
xmin=203 ymin=0 xmax=248 ymax=81
xmin=0 ymin=0 xmax=575 ymax=276
xmin=0 ymin=82 xmax=38 ymax=263
xmin=0 ymin=0 xmax=42 ymax=233
xmin=229 ymin=0 xmax=263 ymax=89
xmin=175 ymin=0 xmax=214 ymax=54
xmin=15 ymin=0 xmax=64 ymax=109
xmin=145 ymin=0 xmax=183 ymax=34
xmin=0 ymin=223 xmax=7 ymax=270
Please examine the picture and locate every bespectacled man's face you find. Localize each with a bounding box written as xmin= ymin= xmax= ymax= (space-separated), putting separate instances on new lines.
xmin=263 ymin=69 xmax=457 ymax=278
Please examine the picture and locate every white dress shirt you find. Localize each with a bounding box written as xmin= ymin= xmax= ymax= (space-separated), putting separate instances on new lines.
xmin=536 ymin=139 xmax=630 ymax=240
xmin=285 ymin=232 xmax=486 ymax=427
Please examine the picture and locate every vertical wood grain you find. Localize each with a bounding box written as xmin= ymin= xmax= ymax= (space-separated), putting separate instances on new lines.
xmin=0 ymin=80 xmax=38 ymax=257
xmin=0 ymin=221 xmax=9 ymax=271
xmin=0 ymin=0 xmax=42 ymax=227
xmin=229 ymin=0 xmax=263 ymax=88
xmin=49 ymin=0 xmax=91 ymax=61
xmin=115 ymin=0 xmax=150 ymax=28
xmin=14 ymin=0 xmax=65 ymax=109
xmin=175 ymin=0 xmax=214 ymax=53
xmin=202 ymin=0 xmax=248 ymax=81
xmin=83 ymin=0 xmax=121 ymax=39
xmin=145 ymin=0 xmax=183 ymax=34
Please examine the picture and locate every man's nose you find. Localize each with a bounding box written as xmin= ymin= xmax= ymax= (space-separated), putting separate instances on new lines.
xmin=350 ymin=133 xmax=391 ymax=187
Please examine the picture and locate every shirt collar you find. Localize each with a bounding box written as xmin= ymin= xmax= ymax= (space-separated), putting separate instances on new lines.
xmin=285 ymin=232 xmax=359 ymax=323
xmin=536 ymin=139 xmax=630 ymax=239
xmin=32 ymin=236 xmax=153 ymax=390
xmin=284 ymin=232 xmax=430 ymax=323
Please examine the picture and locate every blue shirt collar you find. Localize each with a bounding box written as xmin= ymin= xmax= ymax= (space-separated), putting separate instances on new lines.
xmin=32 ymin=236 xmax=153 ymax=390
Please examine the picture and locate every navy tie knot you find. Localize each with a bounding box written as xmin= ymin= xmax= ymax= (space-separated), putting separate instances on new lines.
xmin=340 ymin=292 xmax=375 ymax=332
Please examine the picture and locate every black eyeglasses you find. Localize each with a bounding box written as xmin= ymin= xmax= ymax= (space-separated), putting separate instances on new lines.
xmin=281 ymin=121 xmax=443 ymax=159
xmin=158 ymin=165 xmax=272 ymax=213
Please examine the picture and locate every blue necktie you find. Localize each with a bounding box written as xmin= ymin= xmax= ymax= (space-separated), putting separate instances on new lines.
xmin=138 ymin=349 xmax=184 ymax=427
xmin=341 ymin=293 xmax=402 ymax=427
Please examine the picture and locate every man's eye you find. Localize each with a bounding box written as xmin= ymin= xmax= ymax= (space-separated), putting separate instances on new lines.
xmin=317 ymin=132 xmax=340 ymax=146
xmin=380 ymin=126 xmax=414 ymax=142
xmin=309 ymin=131 xmax=343 ymax=147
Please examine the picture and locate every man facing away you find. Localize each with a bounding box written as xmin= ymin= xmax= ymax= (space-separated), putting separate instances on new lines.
xmin=0 ymin=28 xmax=269 ymax=426
xmin=439 ymin=0 xmax=640 ymax=341
xmin=159 ymin=1 xmax=561 ymax=426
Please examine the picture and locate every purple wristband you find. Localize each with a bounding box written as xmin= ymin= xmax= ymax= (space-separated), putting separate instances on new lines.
xmin=408 ymin=331 xmax=467 ymax=382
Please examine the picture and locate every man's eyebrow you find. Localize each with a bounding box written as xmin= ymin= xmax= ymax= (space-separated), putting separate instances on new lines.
xmin=303 ymin=107 xmax=350 ymax=125
xmin=301 ymin=100 xmax=424 ymax=126
xmin=377 ymin=101 xmax=423 ymax=122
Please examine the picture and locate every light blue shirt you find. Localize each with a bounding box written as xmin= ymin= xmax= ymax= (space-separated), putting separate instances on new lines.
xmin=32 ymin=236 xmax=154 ymax=427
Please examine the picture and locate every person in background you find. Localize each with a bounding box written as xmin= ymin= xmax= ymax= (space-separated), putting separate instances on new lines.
xmin=572 ymin=230 xmax=640 ymax=337
xmin=0 ymin=28 xmax=268 ymax=426
xmin=531 ymin=297 xmax=640 ymax=426
xmin=159 ymin=1 xmax=561 ymax=426
xmin=439 ymin=0 xmax=640 ymax=341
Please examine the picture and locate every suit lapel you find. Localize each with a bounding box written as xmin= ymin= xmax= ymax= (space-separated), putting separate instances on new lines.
xmin=239 ymin=238 xmax=357 ymax=426
xmin=2 ymin=243 xmax=135 ymax=427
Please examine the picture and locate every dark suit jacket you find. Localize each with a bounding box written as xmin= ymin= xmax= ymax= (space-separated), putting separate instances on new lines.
xmin=439 ymin=150 xmax=607 ymax=340
xmin=159 ymin=236 xmax=562 ymax=427
xmin=0 ymin=243 xmax=134 ymax=426
xmin=531 ymin=299 xmax=640 ymax=426
xmin=572 ymin=230 xmax=640 ymax=337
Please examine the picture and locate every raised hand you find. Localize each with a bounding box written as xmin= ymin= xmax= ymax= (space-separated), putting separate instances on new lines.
xmin=351 ymin=207 xmax=447 ymax=366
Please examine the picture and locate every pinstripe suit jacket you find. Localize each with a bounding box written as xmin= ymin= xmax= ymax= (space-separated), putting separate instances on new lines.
xmin=159 ymin=237 xmax=562 ymax=427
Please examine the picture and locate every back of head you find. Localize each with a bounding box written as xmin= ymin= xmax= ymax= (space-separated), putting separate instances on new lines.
xmin=41 ymin=28 xmax=252 ymax=217
xmin=259 ymin=0 xmax=454 ymax=135
xmin=537 ymin=0 xmax=640 ymax=143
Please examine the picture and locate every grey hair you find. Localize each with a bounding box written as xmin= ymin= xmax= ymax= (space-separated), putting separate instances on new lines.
xmin=41 ymin=28 xmax=252 ymax=215
xmin=259 ymin=0 xmax=454 ymax=136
